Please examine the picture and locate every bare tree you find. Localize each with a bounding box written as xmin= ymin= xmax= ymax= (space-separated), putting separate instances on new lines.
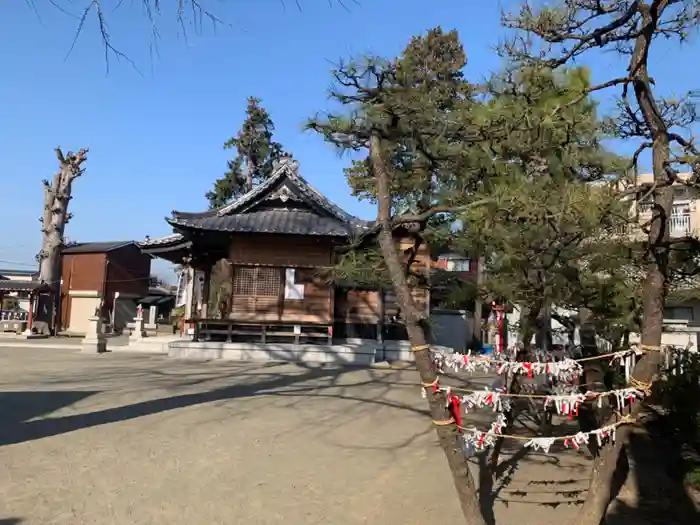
xmin=503 ymin=2 xmax=699 ymax=524
xmin=35 ymin=148 xmax=89 ymax=330
xmin=35 ymin=1 xmax=355 ymax=71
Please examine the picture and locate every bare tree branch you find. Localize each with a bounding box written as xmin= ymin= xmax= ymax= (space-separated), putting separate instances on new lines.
xmin=39 ymin=1 xmax=356 ymax=72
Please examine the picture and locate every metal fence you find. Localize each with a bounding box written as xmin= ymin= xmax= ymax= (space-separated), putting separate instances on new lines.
xmin=0 ymin=310 xmax=28 ymax=321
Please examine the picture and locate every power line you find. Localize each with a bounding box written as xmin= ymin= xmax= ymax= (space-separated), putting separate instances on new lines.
xmin=0 ymin=259 xmax=38 ymax=268
xmin=0 ymin=243 xmax=36 ymax=252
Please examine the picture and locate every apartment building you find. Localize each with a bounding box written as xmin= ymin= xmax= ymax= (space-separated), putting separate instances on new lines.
xmin=624 ymin=172 xmax=698 ymax=239
xmin=624 ymin=172 xmax=699 ymax=348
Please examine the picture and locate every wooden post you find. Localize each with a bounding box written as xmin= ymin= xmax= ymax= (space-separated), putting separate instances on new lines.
xmin=377 ymin=289 xmax=385 ymax=344
xmin=24 ymin=292 xmax=35 ymax=334
xmin=201 ymin=265 xmax=211 ymax=319
xmin=183 ymin=265 xmax=196 ymax=338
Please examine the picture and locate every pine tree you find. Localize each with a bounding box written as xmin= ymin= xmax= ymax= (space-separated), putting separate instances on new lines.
xmin=310 ymin=28 xmax=491 ymax=525
xmin=206 ymin=97 xmax=283 ymax=209
xmin=503 ymin=4 xmax=700 ymax=522
xmin=310 ymin=27 xmax=644 ymax=525
xmin=205 ymin=157 xmax=245 ymax=209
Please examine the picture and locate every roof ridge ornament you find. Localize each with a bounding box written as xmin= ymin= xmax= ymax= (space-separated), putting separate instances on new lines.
xmin=266 ymin=184 xmax=301 ymax=204
xmin=273 ymin=151 xmax=300 ymax=174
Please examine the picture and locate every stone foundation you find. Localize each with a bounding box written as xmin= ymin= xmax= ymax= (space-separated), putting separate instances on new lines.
xmin=167 ymin=340 xmax=453 ymax=364
xmin=168 ymin=341 xmax=378 ymax=364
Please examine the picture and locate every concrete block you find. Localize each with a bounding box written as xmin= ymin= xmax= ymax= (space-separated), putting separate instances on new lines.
xmin=81 ymin=316 xmax=107 ymax=354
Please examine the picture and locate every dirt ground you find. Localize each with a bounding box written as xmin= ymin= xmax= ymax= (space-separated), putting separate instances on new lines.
xmin=0 ymin=347 xmax=695 ymax=525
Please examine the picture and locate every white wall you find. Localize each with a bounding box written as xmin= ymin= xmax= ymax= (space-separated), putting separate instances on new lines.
xmin=428 ymin=309 xmax=473 ymax=353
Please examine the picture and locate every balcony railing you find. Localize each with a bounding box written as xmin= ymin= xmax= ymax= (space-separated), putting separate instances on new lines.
xmin=635 ymin=201 xmax=693 ymax=237
xmin=670 ymin=213 xmax=691 ymax=236
xmin=613 ymin=215 xmax=692 ymax=239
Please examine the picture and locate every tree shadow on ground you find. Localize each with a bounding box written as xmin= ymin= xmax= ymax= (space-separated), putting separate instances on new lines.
xmin=0 ymin=391 xmax=98 ymax=427
xmin=603 ymin=416 xmax=700 ymax=525
xmin=477 ymin=445 xmax=532 ymax=525
xmin=0 ymin=519 xmax=22 ymax=524
xmin=471 ymin=401 xmax=594 ymax=524
xmin=0 ymin=364 xmax=347 ymax=447
xmin=0 ymin=363 xmax=425 ymax=448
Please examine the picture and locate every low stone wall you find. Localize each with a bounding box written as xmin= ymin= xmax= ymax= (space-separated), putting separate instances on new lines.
xmin=168 ymin=341 xmax=379 ymax=365
xmin=112 ymin=335 xmax=183 ymax=354
xmin=167 ymin=339 xmax=454 ymax=364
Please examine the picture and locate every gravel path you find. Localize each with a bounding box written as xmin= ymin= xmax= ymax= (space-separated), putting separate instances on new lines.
xmin=0 ymin=347 xmax=633 ymax=525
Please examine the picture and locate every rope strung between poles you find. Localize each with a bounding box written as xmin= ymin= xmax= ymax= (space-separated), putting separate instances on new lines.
xmin=460 ymin=415 xmax=637 ymax=454
xmin=411 ymin=343 xmax=663 ymax=457
xmin=628 ymin=376 xmax=653 ymax=396
xmin=432 ymin=418 xmax=456 ymax=426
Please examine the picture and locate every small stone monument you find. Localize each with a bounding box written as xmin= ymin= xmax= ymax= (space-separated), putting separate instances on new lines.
xmin=81 ymin=316 xmax=107 ymax=354
xmin=148 ymin=305 xmax=157 ymax=328
xmin=131 ymin=304 xmax=147 ymax=341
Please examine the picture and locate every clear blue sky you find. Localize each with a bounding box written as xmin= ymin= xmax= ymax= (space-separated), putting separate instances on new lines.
xmin=0 ymin=1 xmax=697 ymax=279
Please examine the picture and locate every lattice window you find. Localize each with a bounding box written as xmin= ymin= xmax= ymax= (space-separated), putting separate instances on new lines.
xmin=233 ymin=267 xmax=257 ymax=296
xmin=233 ymin=266 xmax=282 ymax=297
xmin=257 ymin=267 xmax=282 ymax=297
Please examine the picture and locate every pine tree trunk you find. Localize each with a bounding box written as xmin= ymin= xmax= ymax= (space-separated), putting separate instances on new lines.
xmin=576 ymin=11 xmax=671 ymax=521
xmin=370 ymin=135 xmax=486 ymax=525
xmin=473 ymin=254 xmax=485 ymax=350
xmin=577 ymin=307 xmax=608 ymax=460
xmin=519 ymin=302 xmax=540 ymax=349
xmin=36 ymin=148 xmax=88 ymax=331
xmin=246 ymin=157 xmax=256 ymax=191
xmin=535 ymin=299 xmax=553 ymax=352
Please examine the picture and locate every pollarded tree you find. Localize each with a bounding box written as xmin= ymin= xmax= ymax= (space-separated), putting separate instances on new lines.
xmin=502 ymin=3 xmax=700 ymax=523
xmin=206 ymin=97 xmax=283 ymax=208
xmin=35 ymin=148 xmax=89 ymax=331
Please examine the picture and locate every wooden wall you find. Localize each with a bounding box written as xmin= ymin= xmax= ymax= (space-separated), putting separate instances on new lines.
xmin=61 ymin=253 xmax=107 ymax=292
xmin=59 ymin=252 xmax=106 ymax=330
xmin=229 ymin=234 xmax=333 ymax=267
xmin=386 ymin=237 xmax=431 ymax=318
xmin=226 ymin=234 xmax=334 ymax=324
xmin=105 ymin=244 xmax=151 ymax=299
xmin=215 ymin=232 xmax=430 ymax=327
xmin=338 ymin=290 xmax=380 ymax=324
xmin=333 ymin=237 xmax=430 ymax=325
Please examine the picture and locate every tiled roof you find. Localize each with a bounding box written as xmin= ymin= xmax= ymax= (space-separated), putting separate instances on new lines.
xmin=168 ymin=209 xmax=356 ymax=236
xmin=62 ymin=241 xmax=135 ymax=254
xmin=168 ymin=155 xmax=372 ymax=236
xmin=137 ymin=233 xmax=186 ymax=248
xmin=0 ymin=280 xmax=50 ymax=293
xmin=0 ymin=268 xmax=39 ymax=277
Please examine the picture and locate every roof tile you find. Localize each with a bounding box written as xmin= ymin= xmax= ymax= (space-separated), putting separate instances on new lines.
xmin=172 ymin=209 xmax=357 ymax=236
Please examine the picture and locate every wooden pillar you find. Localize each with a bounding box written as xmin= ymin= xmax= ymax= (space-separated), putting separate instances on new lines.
xmin=375 ymin=288 xmax=385 ymax=361
xmin=184 ymin=265 xmax=199 ymax=341
xmin=201 ymin=265 xmax=211 ymax=319
xmin=377 ymin=289 xmax=385 ymax=344
xmin=25 ymin=292 xmax=35 ymax=334
xmin=183 ymin=266 xmax=195 ymax=321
